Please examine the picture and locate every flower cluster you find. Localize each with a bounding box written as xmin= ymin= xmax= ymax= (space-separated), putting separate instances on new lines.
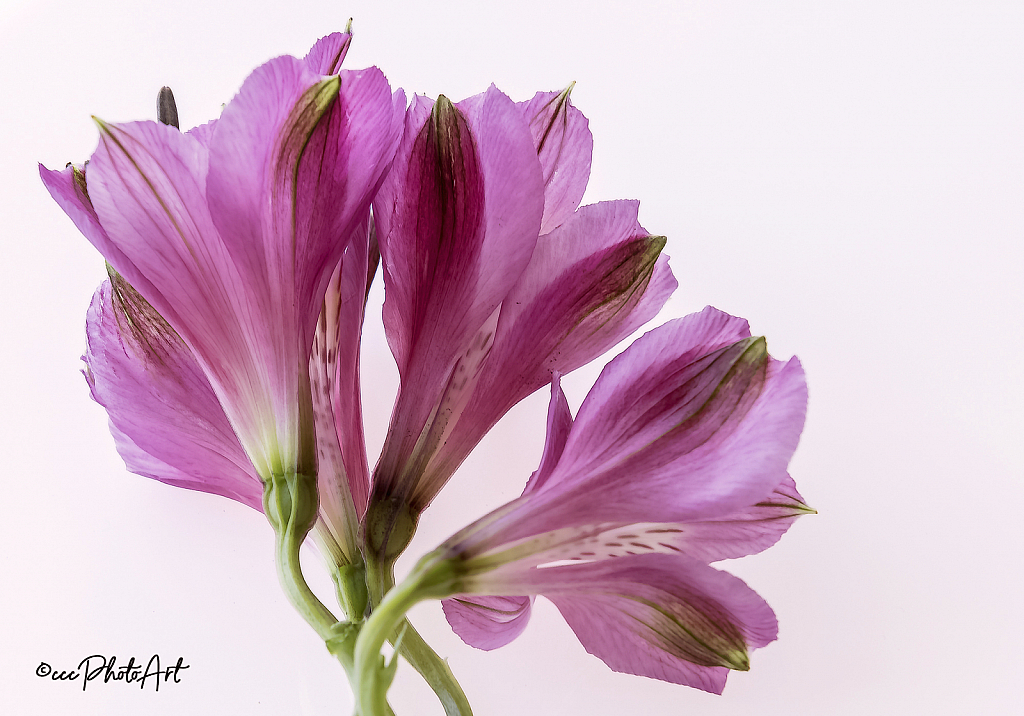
xmin=41 ymin=29 xmax=810 ymax=715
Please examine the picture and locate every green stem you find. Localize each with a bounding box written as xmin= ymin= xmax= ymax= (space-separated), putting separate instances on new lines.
xmin=355 ymin=566 xmax=431 ymax=716
xmin=264 ymin=472 xmax=339 ymax=641
xmin=396 ymin=626 xmax=469 ymax=716
xmin=364 ymin=551 xmax=473 ymax=716
xmin=265 ymin=473 xmax=385 ymax=709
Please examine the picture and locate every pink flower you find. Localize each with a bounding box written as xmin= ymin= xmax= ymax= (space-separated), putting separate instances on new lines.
xmin=416 ymin=307 xmax=809 ymax=693
xmin=364 ymin=86 xmax=676 ymax=558
xmin=41 ymin=32 xmax=404 ymax=488
xmin=82 ymin=229 xmax=375 ymax=563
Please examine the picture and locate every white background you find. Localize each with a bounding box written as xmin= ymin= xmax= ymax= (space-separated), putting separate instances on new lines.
xmin=1 ymin=1 xmax=1022 ymax=714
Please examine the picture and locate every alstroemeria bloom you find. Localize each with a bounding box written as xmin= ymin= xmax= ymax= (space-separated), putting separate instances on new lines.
xmin=83 ymin=227 xmax=375 ymax=567
xmin=407 ymin=307 xmax=809 ymax=693
xmin=365 ymin=86 xmax=676 ymax=559
xmin=41 ymin=32 xmax=404 ymax=490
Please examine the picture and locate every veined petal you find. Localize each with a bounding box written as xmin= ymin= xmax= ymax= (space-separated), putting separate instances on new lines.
xmin=303 ymin=30 xmax=353 ymax=75
xmin=371 ymin=87 xmax=544 ymax=510
xmin=420 ymin=200 xmax=676 ymax=487
xmin=535 ymin=555 xmax=778 ymax=694
xmin=186 ymin=119 xmax=217 ymax=148
xmin=440 ymin=307 xmax=806 ymax=557
xmin=522 ymin=374 xmax=574 ymax=495
xmin=84 ymin=279 xmax=262 ymax=509
xmin=39 ymin=163 xmax=162 ymax=306
xmin=660 ymin=473 xmax=815 ymax=562
xmin=207 ymin=56 xmax=402 ymax=375
xmin=441 ymin=594 xmax=534 ymax=650
xmin=310 ymin=215 xmax=375 ymax=559
xmin=517 ymin=87 xmax=593 ymax=234
xmin=535 ymin=308 xmax=807 ymax=526
xmin=84 ymin=116 xmax=280 ymax=473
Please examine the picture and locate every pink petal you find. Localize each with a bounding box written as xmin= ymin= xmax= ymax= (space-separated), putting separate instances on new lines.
xmin=84 ymin=279 xmax=262 ymax=510
xmin=546 ymin=307 xmax=806 ymax=524
xmin=421 ymin=201 xmax=675 ymax=486
xmin=372 ymin=87 xmax=544 ymax=509
xmin=522 ymin=375 xmax=574 ymax=495
xmin=84 ymin=117 xmax=276 ymax=464
xmin=311 ymin=215 xmax=375 ymax=518
xmin=517 ymin=88 xmax=593 ymax=234
xmin=452 ymin=308 xmax=807 ymax=551
xmin=661 ymin=473 xmax=815 ymax=562
xmin=186 ymin=119 xmax=217 ymax=147
xmin=441 ymin=595 xmax=534 ymax=650
xmin=207 ymin=56 xmax=402 ymax=375
xmin=303 ymin=31 xmax=353 ymax=75
xmin=522 ymin=554 xmax=777 ymax=693
xmin=38 ymin=163 xmax=161 ymax=305
xmin=80 ymin=56 xmax=402 ymax=475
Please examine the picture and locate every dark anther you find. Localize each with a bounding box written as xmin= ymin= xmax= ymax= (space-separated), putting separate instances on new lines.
xmin=157 ymin=86 xmax=179 ymax=129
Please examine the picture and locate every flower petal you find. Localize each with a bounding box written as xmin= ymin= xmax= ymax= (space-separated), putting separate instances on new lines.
xmin=517 ymin=88 xmax=593 ymax=234
xmin=39 ymin=163 xmax=161 ymax=304
xmin=372 ymin=87 xmax=544 ymax=509
xmin=420 ymin=200 xmax=675 ymax=487
xmin=522 ymin=374 xmax=574 ymax=495
xmin=451 ymin=308 xmax=807 ymax=552
xmin=659 ymin=473 xmax=815 ymax=562
xmin=537 ymin=554 xmax=778 ymax=694
xmin=85 ymin=116 xmax=280 ymax=470
xmin=84 ymin=278 xmax=262 ymax=510
xmin=441 ymin=594 xmax=534 ymax=650
xmin=544 ymin=307 xmax=807 ymax=524
xmin=311 ymin=214 xmax=375 ymax=526
xmin=207 ymin=56 xmax=402 ymax=374
xmin=303 ymin=30 xmax=353 ymax=75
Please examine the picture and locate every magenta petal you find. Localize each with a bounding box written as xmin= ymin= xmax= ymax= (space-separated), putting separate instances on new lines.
xmin=186 ymin=119 xmax=217 ymax=147
xmin=543 ymin=307 xmax=807 ymax=524
xmin=522 ymin=375 xmax=574 ymax=496
xmin=303 ymin=31 xmax=353 ymax=74
xmin=441 ymin=595 xmax=534 ymax=650
xmin=311 ymin=215 xmax=375 ymax=517
xmin=207 ymin=57 xmax=401 ymax=366
xmin=372 ymin=87 xmax=544 ymax=509
xmin=39 ymin=163 xmax=162 ymax=305
xmin=529 ymin=554 xmax=777 ymax=693
xmin=666 ymin=473 xmax=815 ymax=562
xmin=84 ymin=118 xmax=281 ymax=464
xmin=84 ymin=280 xmax=262 ymax=510
xmin=419 ymin=200 xmax=676 ymax=492
xmin=517 ymin=89 xmax=594 ymax=234
xmin=82 ymin=53 xmax=401 ymax=474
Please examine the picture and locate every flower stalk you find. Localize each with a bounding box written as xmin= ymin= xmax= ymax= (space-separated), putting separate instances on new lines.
xmin=262 ymin=472 xmax=338 ymax=640
xmin=361 ymin=551 xmax=473 ymax=716
xmin=355 ymin=552 xmax=461 ymax=716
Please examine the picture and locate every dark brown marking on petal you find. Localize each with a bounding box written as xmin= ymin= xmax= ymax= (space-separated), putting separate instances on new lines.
xmin=106 ymin=266 xmax=184 ymax=366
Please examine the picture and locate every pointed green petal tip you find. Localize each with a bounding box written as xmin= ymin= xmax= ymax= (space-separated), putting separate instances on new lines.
xmin=721 ymin=647 xmax=751 ymax=672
